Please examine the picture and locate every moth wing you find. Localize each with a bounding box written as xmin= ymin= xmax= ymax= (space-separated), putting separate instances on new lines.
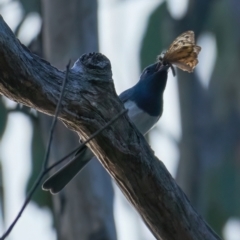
xmin=193 ymin=45 xmax=201 ymax=54
xmin=164 ymin=44 xmax=195 ymax=62
xmin=159 ymin=31 xmax=201 ymax=73
xmin=172 ymin=47 xmax=201 ymax=72
xmin=164 ymin=31 xmax=195 ymax=59
xmin=172 ymin=61 xmax=196 ymax=73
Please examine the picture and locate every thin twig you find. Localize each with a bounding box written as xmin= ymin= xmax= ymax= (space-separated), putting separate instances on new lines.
xmin=43 ymin=60 xmax=71 ymax=170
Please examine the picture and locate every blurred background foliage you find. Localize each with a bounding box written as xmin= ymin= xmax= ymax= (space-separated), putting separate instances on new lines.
xmin=141 ymin=0 xmax=240 ymax=236
xmin=0 ymin=0 xmax=240 ymax=239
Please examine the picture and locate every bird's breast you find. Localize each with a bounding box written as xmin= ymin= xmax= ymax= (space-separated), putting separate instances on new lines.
xmin=124 ymin=100 xmax=159 ymax=135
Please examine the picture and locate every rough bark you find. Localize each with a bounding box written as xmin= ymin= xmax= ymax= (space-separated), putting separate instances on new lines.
xmin=0 ymin=17 xmax=221 ymax=240
xmin=41 ymin=0 xmax=116 ymax=239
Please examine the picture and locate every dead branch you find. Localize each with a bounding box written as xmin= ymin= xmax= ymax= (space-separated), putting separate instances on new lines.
xmin=0 ymin=16 xmax=220 ymax=240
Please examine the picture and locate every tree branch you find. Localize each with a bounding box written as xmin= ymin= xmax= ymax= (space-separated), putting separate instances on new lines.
xmin=0 ymin=16 xmax=221 ymax=240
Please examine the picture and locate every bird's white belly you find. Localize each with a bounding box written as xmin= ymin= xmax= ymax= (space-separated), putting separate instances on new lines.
xmin=124 ymin=100 xmax=159 ymax=135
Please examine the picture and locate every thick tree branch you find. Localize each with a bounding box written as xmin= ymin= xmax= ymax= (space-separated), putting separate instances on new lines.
xmin=0 ymin=16 xmax=220 ymax=240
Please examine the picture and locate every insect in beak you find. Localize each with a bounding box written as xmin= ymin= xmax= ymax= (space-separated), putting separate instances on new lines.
xmin=157 ymin=31 xmax=201 ymax=75
xmin=156 ymin=61 xmax=175 ymax=77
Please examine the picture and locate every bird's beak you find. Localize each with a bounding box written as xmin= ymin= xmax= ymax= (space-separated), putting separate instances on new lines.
xmin=157 ymin=63 xmax=169 ymax=72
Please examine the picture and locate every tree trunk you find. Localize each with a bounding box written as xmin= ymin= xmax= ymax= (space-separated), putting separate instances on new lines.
xmin=41 ymin=0 xmax=116 ymax=239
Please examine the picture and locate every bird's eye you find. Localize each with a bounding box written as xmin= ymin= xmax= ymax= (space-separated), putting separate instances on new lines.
xmin=145 ymin=69 xmax=151 ymax=74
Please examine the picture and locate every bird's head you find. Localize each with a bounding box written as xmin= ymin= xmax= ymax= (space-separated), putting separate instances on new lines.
xmin=139 ymin=62 xmax=169 ymax=82
xmin=138 ymin=62 xmax=170 ymax=96
xmin=130 ymin=62 xmax=170 ymax=116
xmin=120 ymin=62 xmax=170 ymax=117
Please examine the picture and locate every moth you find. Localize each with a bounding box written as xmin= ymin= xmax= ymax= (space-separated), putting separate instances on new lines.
xmin=158 ymin=31 xmax=201 ymax=76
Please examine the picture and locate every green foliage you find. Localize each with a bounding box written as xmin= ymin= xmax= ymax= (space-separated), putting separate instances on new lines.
xmin=140 ymin=2 xmax=172 ymax=70
xmin=0 ymin=162 xmax=5 ymax=223
xmin=0 ymin=97 xmax=8 ymax=140
xmin=14 ymin=0 xmax=41 ymax=37
xmin=18 ymin=0 xmax=41 ymax=14
xmin=206 ymin=148 xmax=240 ymax=234
xmin=141 ymin=0 xmax=240 ymax=237
xmin=0 ymin=97 xmax=8 ymax=223
xmin=26 ymin=116 xmax=53 ymax=210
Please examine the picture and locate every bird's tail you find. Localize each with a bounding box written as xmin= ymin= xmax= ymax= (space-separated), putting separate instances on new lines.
xmin=42 ymin=146 xmax=93 ymax=194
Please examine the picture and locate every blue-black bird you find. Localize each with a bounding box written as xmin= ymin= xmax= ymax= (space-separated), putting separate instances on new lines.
xmin=42 ymin=63 xmax=169 ymax=194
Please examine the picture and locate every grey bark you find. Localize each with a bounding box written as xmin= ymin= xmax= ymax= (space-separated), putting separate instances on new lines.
xmin=0 ymin=16 xmax=221 ymax=240
xmin=41 ymin=0 xmax=116 ymax=239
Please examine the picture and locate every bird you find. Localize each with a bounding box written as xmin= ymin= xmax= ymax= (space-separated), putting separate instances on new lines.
xmin=42 ymin=62 xmax=169 ymax=194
